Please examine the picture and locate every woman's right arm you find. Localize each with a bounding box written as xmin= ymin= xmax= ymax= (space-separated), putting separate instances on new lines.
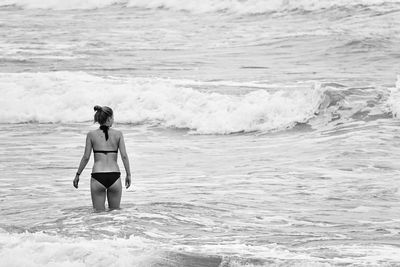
xmin=73 ymin=132 xmax=92 ymax=189
xmin=119 ymin=132 xmax=131 ymax=189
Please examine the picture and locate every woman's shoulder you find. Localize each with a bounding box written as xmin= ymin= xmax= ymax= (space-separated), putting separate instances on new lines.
xmin=86 ymin=130 xmax=97 ymax=139
xmin=86 ymin=128 xmax=122 ymax=139
xmin=87 ymin=129 xmax=98 ymax=135
xmin=109 ymin=128 xmax=123 ymax=136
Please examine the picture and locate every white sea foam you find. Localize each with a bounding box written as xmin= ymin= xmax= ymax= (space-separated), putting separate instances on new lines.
xmin=0 ymin=231 xmax=160 ymax=267
xmin=3 ymin=231 xmax=399 ymax=266
xmin=126 ymin=0 xmax=400 ymax=14
xmin=0 ymin=0 xmax=399 ymax=12
xmin=176 ymin=242 xmax=400 ymax=266
xmin=388 ymin=75 xmax=400 ymax=118
xmin=0 ymin=0 xmax=126 ymax=10
xmin=0 ymin=71 xmax=323 ymax=134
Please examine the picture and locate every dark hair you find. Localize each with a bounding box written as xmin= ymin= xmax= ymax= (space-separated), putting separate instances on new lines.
xmin=94 ymin=105 xmax=113 ymax=125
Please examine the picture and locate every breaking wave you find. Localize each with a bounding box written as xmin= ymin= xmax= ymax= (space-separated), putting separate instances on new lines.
xmin=387 ymin=75 xmax=400 ymax=118
xmin=1 ymin=0 xmax=399 ymax=13
xmin=0 ymin=71 xmax=395 ymax=134
xmin=1 ymin=230 xmax=400 ymax=266
xmin=0 ymin=71 xmax=325 ymax=134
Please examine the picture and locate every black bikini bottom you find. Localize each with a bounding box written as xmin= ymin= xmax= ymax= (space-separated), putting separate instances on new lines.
xmin=91 ymin=172 xmax=121 ymax=188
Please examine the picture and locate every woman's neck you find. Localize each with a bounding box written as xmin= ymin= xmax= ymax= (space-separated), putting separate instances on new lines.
xmin=99 ymin=125 xmax=110 ymax=140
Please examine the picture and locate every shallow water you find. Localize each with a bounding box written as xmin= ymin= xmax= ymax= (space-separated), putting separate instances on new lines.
xmin=1 ymin=0 xmax=400 ymax=266
xmin=2 ymin=121 xmax=400 ymax=265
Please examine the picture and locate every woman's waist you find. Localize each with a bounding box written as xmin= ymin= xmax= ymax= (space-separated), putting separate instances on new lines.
xmin=91 ymin=171 xmax=121 ymax=177
xmin=92 ymin=162 xmax=120 ymax=173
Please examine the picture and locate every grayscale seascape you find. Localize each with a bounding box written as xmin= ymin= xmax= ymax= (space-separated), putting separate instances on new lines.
xmin=1 ymin=1 xmax=400 ymax=266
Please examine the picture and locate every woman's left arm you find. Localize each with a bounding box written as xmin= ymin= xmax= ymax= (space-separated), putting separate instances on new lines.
xmin=73 ymin=132 xmax=92 ymax=189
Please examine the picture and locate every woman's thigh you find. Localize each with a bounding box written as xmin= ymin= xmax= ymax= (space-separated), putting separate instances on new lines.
xmin=91 ymin=178 xmax=106 ymax=211
xmin=107 ymin=178 xmax=122 ymax=209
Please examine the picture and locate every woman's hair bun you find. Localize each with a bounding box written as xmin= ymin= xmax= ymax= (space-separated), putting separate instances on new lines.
xmin=93 ymin=105 xmax=113 ymax=124
xmin=94 ymin=105 xmax=102 ymax=112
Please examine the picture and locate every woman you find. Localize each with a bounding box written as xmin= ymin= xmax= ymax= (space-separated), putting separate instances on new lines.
xmin=73 ymin=105 xmax=131 ymax=211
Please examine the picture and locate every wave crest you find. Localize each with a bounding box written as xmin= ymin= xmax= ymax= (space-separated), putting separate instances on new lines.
xmin=0 ymin=72 xmax=323 ymax=134
xmin=388 ymin=76 xmax=400 ymax=118
xmin=1 ymin=0 xmax=399 ymax=13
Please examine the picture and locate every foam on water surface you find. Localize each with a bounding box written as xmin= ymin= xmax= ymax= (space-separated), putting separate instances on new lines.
xmin=0 ymin=71 xmax=324 ymax=133
xmin=0 ymin=71 xmax=396 ymax=134
xmin=1 ymin=121 xmax=400 ymax=265
xmin=1 ymin=1 xmax=400 ymax=266
xmin=387 ymin=76 xmax=400 ymax=118
xmin=0 ymin=231 xmax=158 ymax=267
xmin=1 ymin=0 xmax=400 ymax=13
xmin=1 ymin=230 xmax=400 ymax=267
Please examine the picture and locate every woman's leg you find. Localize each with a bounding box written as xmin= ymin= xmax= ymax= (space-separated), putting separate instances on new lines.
xmin=91 ymin=178 xmax=107 ymax=211
xmin=107 ymin=178 xmax=122 ymax=209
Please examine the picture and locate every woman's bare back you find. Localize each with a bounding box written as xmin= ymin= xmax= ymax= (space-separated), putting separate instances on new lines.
xmin=91 ymin=128 xmax=122 ymax=173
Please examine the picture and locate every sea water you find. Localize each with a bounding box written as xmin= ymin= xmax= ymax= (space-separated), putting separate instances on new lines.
xmin=1 ymin=0 xmax=400 ymax=266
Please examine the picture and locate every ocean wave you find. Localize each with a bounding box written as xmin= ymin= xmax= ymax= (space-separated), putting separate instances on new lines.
xmin=0 ymin=230 xmax=296 ymax=267
xmin=3 ymin=230 xmax=399 ymax=266
xmin=1 ymin=0 xmax=399 ymax=13
xmin=387 ymin=75 xmax=400 ymax=118
xmin=310 ymin=84 xmax=392 ymax=129
xmin=0 ymin=71 xmax=324 ymax=134
xmin=0 ymin=230 xmax=159 ymax=267
xmin=0 ymin=0 xmax=125 ymax=10
xmin=0 ymin=71 xmax=395 ymax=134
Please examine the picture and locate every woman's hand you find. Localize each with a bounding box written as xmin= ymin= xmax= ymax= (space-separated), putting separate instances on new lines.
xmin=125 ymin=175 xmax=131 ymax=189
xmin=73 ymin=175 xmax=80 ymax=189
